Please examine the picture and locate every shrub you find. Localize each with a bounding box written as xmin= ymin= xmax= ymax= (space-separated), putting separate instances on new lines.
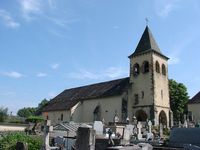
xmin=0 ymin=132 xmax=42 ymax=150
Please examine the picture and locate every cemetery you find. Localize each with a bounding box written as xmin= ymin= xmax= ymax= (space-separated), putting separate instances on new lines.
xmin=39 ymin=116 xmax=200 ymax=150
xmin=1 ymin=115 xmax=200 ymax=150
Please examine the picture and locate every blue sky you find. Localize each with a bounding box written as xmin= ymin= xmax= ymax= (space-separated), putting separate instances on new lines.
xmin=0 ymin=0 xmax=200 ymax=114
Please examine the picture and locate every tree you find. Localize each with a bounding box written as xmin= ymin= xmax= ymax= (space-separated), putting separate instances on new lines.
xmin=35 ymin=99 xmax=49 ymax=115
xmin=0 ymin=107 xmax=8 ymax=122
xmin=37 ymin=99 xmax=48 ymax=110
xmin=169 ymin=79 xmax=189 ymax=122
xmin=17 ymin=107 xmax=36 ymax=118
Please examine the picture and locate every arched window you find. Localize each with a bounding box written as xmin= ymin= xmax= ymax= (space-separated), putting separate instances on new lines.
xmin=133 ymin=63 xmax=140 ymax=76
xmin=136 ymin=109 xmax=148 ymax=121
xmin=159 ymin=110 xmax=167 ymax=126
xmin=155 ymin=61 xmax=160 ymax=73
xmin=162 ymin=64 xmax=166 ymax=75
xmin=93 ymin=105 xmax=101 ymax=121
xmin=143 ymin=61 xmax=149 ymax=73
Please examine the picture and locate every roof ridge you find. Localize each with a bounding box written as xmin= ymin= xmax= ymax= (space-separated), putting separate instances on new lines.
xmin=61 ymin=77 xmax=129 ymax=92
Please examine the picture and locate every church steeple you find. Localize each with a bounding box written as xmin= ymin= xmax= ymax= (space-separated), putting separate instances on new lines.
xmin=129 ymin=26 xmax=164 ymax=58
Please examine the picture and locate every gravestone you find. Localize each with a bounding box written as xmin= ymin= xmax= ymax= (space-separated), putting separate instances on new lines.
xmin=75 ymin=127 xmax=95 ymax=150
xmin=93 ymin=121 xmax=103 ymax=135
xmin=148 ymin=120 xmax=152 ymax=133
xmin=169 ymin=128 xmax=200 ymax=147
xmin=137 ymin=143 xmax=153 ymax=150
xmin=126 ymin=117 xmax=130 ymax=124
xmin=16 ymin=142 xmax=28 ymax=150
xmin=42 ymin=120 xmax=57 ymax=150
xmin=178 ymin=121 xmax=182 ymax=128
xmin=159 ymin=123 xmax=163 ymax=138
xmin=137 ymin=122 xmax=142 ymax=140
xmin=114 ymin=115 xmax=119 ymax=123
xmin=132 ymin=116 xmax=137 ymax=125
xmin=55 ymin=136 xmax=64 ymax=147
xmin=123 ymin=125 xmax=134 ymax=141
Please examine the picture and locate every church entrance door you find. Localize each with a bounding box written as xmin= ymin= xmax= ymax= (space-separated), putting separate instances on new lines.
xmin=136 ymin=110 xmax=147 ymax=121
xmin=159 ymin=110 xmax=167 ymax=126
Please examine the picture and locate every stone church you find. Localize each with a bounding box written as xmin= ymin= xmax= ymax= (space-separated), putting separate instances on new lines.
xmin=42 ymin=26 xmax=172 ymax=126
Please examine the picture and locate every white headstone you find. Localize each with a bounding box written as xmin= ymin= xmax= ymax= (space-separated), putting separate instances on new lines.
xmin=114 ymin=115 xmax=119 ymax=123
xmin=123 ymin=125 xmax=134 ymax=141
xmin=160 ymin=123 xmax=163 ymax=138
xmin=93 ymin=121 xmax=103 ymax=135
xmin=148 ymin=120 xmax=152 ymax=133
xmin=183 ymin=120 xmax=188 ymax=128
xmin=146 ymin=133 xmax=154 ymax=141
xmin=137 ymin=122 xmax=142 ymax=140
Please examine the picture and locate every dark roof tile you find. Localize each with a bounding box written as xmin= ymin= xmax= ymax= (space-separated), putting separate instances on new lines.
xmin=42 ymin=77 xmax=129 ymax=112
xmin=188 ymin=91 xmax=200 ymax=104
xmin=129 ymin=26 xmax=168 ymax=59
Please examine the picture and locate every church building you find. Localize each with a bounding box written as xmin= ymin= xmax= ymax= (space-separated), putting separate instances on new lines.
xmin=42 ymin=26 xmax=171 ymax=126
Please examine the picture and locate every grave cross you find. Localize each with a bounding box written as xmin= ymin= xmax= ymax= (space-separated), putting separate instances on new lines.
xmin=148 ymin=120 xmax=152 ymax=133
xmin=137 ymin=122 xmax=142 ymax=140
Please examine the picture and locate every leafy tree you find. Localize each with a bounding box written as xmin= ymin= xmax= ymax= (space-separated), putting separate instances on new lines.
xmin=35 ymin=99 xmax=49 ymax=115
xmin=0 ymin=107 xmax=8 ymax=122
xmin=169 ymin=79 xmax=189 ymax=122
xmin=17 ymin=107 xmax=36 ymax=118
xmin=37 ymin=99 xmax=49 ymax=110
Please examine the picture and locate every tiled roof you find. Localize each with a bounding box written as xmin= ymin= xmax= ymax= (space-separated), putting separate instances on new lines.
xmin=42 ymin=77 xmax=129 ymax=112
xmin=188 ymin=91 xmax=200 ymax=104
xmin=129 ymin=26 xmax=168 ymax=59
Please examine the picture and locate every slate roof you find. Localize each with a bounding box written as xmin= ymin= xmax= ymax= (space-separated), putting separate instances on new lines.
xmin=42 ymin=77 xmax=129 ymax=112
xmin=188 ymin=91 xmax=200 ymax=104
xmin=129 ymin=26 xmax=168 ymax=59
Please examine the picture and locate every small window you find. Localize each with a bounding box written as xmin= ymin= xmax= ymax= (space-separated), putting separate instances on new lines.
xmin=162 ymin=64 xmax=166 ymax=76
xmin=133 ymin=63 xmax=140 ymax=76
xmin=155 ymin=61 xmax=160 ymax=73
xmin=61 ymin=114 xmax=63 ymax=121
xmin=143 ymin=61 xmax=149 ymax=73
xmin=141 ymin=91 xmax=144 ymax=99
xmin=161 ymin=90 xmax=163 ymax=99
xmin=134 ymin=94 xmax=139 ymax=105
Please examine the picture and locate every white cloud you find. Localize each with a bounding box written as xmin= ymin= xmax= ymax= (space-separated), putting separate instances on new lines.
xmin=168 ymin=55 xmax=180 ymax=65
xmin=36 ymin=72 xmax=47 ymax=77
xmin=69 ymin=69 xmax=99 ymax=80
xmin=104 ymin=67 xmax=127 ymax=78
xmin=1 ymin=71 xmax=24 ymax=79
xmin=0 ymin=9 xmax=20 ymax=29
xmin=18 ymin=0 xmax=42 ymax=20
xmin=51 ymin=63 xmax=59 ymax=69
xmin=154 ymin=0 xmax=180 ymax=17
xmin=68 ymin=67 xmax=128 ymax=80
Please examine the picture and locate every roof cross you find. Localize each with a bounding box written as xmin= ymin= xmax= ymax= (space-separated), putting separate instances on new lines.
xmin=145 ymin=17 xmax=149 ymax=26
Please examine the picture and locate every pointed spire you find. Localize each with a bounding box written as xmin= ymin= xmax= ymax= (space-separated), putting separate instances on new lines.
xmin=129 ymin=26 xmax=163 ymax=57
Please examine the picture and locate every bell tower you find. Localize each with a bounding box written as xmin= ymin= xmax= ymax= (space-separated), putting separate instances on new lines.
xmin=128 ymin=26 xmax=170 ymax=126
